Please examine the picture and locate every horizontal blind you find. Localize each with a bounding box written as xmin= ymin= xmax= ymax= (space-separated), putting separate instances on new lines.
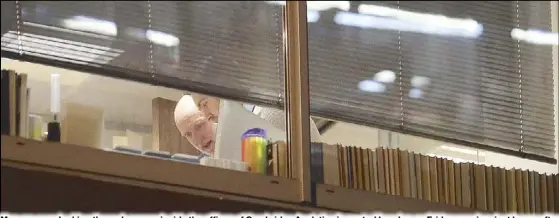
xmin=0 ymin=1 xmax=285 ymax=107
xmin=309 ymin=1 xmax=403 ymax=129
xmin=308 ymin=1 xmax=557 ymax=162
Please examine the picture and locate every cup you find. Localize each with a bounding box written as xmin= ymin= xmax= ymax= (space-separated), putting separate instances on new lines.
xmin=241 ymin=128 xmax=268 ymax=174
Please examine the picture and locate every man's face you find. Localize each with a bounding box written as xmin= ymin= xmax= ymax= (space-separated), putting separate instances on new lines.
xmin=196 ymin=96 xmax=220 ymax=122
xmin=177 ymin=111 xmax=215 ymax=155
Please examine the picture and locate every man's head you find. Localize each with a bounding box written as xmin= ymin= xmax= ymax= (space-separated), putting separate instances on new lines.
xmin=191 ymin=93 xmax=220 ymax=122
xmin=174 ymin=95 xmax=215 ymax=155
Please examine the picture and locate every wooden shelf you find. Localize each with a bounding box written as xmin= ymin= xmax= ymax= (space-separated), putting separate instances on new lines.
xmin=1 ymin=164 xmax=311 ymax=212
xmin=1 ymin=135 xmax=314 ymax=212
xmin=1 ymin=135 xmax=483 ymax=212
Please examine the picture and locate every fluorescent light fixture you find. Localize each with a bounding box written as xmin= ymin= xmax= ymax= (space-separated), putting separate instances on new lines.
xmin=63 ymin=16 xmax=117 ymax=36
xmin=146 ymin=29 xmax=180 ymax=47
xmin=374 ymin=70 xmax=396 ymax=83
xmin=409 ymin=88 xmax=423 ymax=99
xmin=358 ymin=79 xmax=385 ymax=93
xmin=336 ymin=5 xmax=482 ymax=38
xmin=440 ymin=145 xmax=485 ymax=156
xmin=411 ymin=75 xmax=430 ymax=88
xmin=511 ymin=28 xmax=558 ymax=46
xmin=266 ymin=1 xmax=350 ymax=11
xmin=1 ymin=30 xmax=123 ymax=64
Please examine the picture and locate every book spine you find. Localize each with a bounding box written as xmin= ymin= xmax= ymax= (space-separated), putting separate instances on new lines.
xmin=310 ymin=142 xmax=324 ymax=184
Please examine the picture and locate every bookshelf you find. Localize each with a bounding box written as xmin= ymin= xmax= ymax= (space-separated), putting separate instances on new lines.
xmin=2 ymin=135 xmax=488 ymax=212
xmin=268 ymin=142 xmax=557 ymax=213
xmin=0 ymin=135 xmax=303 ymax=209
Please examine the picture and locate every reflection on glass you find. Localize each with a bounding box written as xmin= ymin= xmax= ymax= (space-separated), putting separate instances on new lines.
xmin=511 ymin=28 xmax=558 ymax=45
xmin=356 ymin=4 xmax=483 ymax=38
xmin=62 ymin=16 xmax=118 ymax=36
xmin=358 ymin=80 xmax=385 ymax=93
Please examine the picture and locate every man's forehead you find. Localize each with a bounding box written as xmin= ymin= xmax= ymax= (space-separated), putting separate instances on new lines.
xmin=184 ymin=112 xmax=205 ymax=126
xmin=191 ymin=93 xmax=208 ymax=105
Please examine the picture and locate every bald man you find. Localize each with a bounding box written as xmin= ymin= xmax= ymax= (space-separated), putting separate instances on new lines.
xmin=191 ymin=93 xmax=322 ymax=142
xmin=174 ymin=95 xmax=216 ymax=156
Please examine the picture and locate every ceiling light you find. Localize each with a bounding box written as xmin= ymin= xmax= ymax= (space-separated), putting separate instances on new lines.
xmin=308 ymin=11 xmax=321 ymax=22
xmin=336 ymin=9 xmax=483 ymax=38
xmin=358 ymin=79 xmax=385 ymax=93
xmin=409 ymin=88 xmax=423 ymax=99
xmin=511 ymin=28 xmax=558 ymax=46
xmin=411 ymin=76 xmax=430 ymax=88
xmin=358 ymin=4 xmax=482 ymax=32
xmin=1 ymin=30 xmax=123 ymax=64
xmin=63 ymin=16 xmax=117 ymax=36
xmin=146 ymin=30 xmax=180 ymax=47
xmin=374 ymin=70 xmax=396 ymax=83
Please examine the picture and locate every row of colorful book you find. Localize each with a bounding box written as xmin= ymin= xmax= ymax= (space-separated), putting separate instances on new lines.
xmin=269 ymin=142 xmax=558 ymax=213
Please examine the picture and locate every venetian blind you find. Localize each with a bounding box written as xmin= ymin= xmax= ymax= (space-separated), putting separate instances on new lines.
xmin=308 ymin=1 xmax=557 ymax=162
xmin=1 ymin=1 xmax=285 ymax=107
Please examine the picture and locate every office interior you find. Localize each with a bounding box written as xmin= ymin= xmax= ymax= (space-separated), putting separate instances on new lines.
xmin=1 ymin=0 xmax=558 ymax=213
